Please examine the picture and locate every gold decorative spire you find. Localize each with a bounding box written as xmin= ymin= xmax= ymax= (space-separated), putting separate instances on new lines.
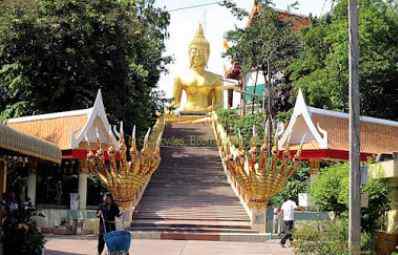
xmin=189 ymin=23 xmax=210 ymax=49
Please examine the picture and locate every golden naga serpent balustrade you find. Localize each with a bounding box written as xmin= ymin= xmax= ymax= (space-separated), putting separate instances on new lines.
xmin=86 ymin=116 xmax=165 ymax=209
xmin=211 ymin=112 xmax=303 ymax=210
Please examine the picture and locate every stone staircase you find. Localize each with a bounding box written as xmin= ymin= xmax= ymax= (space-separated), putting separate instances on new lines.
xmin=131 ymin=121 xmax=266 ymax=241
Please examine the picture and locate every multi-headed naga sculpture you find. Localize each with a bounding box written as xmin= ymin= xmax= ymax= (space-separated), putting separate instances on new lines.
xmin=212 ymin=113 xmax=303 ymax=210
xmin=87 ymin=116 xmax=165 ymax=209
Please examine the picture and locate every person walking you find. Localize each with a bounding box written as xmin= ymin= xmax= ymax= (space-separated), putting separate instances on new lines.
xmin=273 ymin=207 xmax=282 ymax=235
xmin=280 ymin=197 xmax=302 ymax=247
xmin=97 ymin=193 xmax=121 ymax=255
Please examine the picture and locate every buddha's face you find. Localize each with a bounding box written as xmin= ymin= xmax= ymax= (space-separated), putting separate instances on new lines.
xmin=189 ymin=45 xmax=209 ymax=69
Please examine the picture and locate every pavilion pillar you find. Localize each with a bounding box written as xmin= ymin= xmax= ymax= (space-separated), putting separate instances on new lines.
xmin=250 ymin=208 xmax=267 ymax=233
xmin=78 ymin=160 xmax=88 ymax=210
xmin=309 ymin=159 xmax=320 ymax=176
xmin=227 ymin=89 xmax=234 ymax=108
xmin=27 ymin=169 xmax=37 ymax=207
xmin=388 ymin=154 xmax=398 ymax=234
xmin=0 ymin=159 xmax=7 ymax=193
xmin=387 ymin=178 xmax=398 ymax=234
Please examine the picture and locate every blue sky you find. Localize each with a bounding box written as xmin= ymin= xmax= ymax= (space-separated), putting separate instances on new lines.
xmin=155 ymin=0 xmax=333 ymax=97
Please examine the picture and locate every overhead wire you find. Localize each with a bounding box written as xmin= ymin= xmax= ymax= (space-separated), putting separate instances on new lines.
xmin=167 ymin=1 xmax=222 ymax=12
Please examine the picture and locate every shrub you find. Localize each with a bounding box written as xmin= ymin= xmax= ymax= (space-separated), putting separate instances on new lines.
xmin=293 ymin=222 xmax=323 ymax=255
xmin=216 ymin=108 xmax=265 ymax=149
xmin=2 ymin=206 xmax=46 ymax=255
xmin=293 ymin=219 xmax=375 ymax=255
xmin=309 ymin=163 xmax=390 ymax=234
xmin=270 ymin=166 xmax=310 ymax=206
xmin=293 ymin=220 xmax=348 ymax=255
xmin=309 ymin=164 xmax=348 ymax=216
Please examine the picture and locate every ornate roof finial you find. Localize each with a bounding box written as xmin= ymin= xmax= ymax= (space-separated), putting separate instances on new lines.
xmin=197 ymin=23 xmax=204 ymax=36
xmin=189 ymin=23 xmax=210 ymax=49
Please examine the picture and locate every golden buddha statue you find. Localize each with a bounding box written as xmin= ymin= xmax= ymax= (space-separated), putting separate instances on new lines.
xmin=172 ymin=24 xmax=224 ymax=113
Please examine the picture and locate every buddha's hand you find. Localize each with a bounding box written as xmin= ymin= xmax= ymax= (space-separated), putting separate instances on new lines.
xmin=173 ymin=108 xmax=182 ymax=116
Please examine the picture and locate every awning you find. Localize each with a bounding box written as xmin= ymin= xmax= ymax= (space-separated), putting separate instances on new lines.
xmin=0 ymin=123 xmax=61 ymax=164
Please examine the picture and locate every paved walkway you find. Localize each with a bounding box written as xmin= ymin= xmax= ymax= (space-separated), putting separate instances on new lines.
xmin=45 ymin=238 xmax=294 ymax=255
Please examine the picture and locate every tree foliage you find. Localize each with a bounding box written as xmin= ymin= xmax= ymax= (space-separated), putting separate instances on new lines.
xmin=309 ymin=164 xmax=349 ymax=216
xmin=222 ymin=0 xmax=301 ymax=116
xmin=290 ymin=0 xmax=398 ymax=120
xmin=293 ymin=218 xmax=376 ymax=255
xmin=216 ymin=108 xmax=265 ymax=149
xmin=223 ymin=0 xmax=299 ymax=76
xmin=0 ymin=0 xmax=170 ymax=134
xmin=309 ymin=163 xmax=390 ymax=234
xmin=270 ymin=166 xmax=310 ymax=206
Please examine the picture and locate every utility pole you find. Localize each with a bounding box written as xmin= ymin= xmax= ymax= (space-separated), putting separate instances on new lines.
xmin=348 ymin=0 xmax=361 ymax=254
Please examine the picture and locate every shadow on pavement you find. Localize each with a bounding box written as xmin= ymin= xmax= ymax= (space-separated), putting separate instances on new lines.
xmin=45 ymin=250 xmax=86 ymax=255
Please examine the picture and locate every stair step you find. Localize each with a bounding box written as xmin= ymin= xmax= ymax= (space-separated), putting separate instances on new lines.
xmin=130 ymin=231 xmax=271 ymax=242
xmin=133 ymin=124 xmax=252 ymax=234
xmin=131 ymin=226 xmax=256 ymax=233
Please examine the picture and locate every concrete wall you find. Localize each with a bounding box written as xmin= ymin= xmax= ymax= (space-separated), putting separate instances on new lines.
xmin=370 ymin=158 xmax=398 ymax=234
xmin=33 ymin=209 xmax=99 ymax=234
xmin=265 ymin=209 xmax=330 ymax=233
xmin=34 ymin=208 xmax=133 ymax=235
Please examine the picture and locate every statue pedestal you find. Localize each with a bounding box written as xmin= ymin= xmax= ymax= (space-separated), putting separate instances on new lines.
xmin=250 ymin=208 xmax=267 ymax=233
xmin=166 ymin=112 xmax=211 ymax=125
xmin=179 ymin=111 xmax=209 ymax=116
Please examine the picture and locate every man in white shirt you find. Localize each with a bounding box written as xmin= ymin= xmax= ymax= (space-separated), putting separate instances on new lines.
xmin=279 ymin=198 xmax=301 ymax=247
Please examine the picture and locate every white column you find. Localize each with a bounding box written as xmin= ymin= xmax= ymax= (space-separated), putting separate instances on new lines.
xmin=78 ymin=159 xmax=89 ymax=210
xmin=78 ymin=172 xmax=87 ymax=210
xmin=27 ymin=171 xmax=37 ymax=206
xmin=0 ymin=160 xmax=7 ymax=193
xmin=251 ymin=208 xmax=267 ymax=233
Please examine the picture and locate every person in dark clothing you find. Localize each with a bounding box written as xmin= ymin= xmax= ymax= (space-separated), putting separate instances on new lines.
xmin=97 ymin=193 xmax=121 ymax=255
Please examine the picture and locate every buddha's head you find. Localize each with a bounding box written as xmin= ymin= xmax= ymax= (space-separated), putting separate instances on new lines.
xmin=189 ymin=24 xmax=210 ymax=70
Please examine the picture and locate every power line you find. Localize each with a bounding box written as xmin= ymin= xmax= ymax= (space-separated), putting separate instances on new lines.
xmin=168 ymin=1 xmax=222 ymax=13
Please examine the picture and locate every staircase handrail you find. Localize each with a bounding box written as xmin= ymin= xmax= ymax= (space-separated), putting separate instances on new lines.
xmin=210 ymin=111 xmax=303 ymax=210
xmin=86 ymin=115 xmax=166 ymax=210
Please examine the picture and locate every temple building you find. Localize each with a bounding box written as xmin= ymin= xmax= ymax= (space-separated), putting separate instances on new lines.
xmin=279 ymin=90 xmax=398 ymax=252
xmin=5 ymin=90 xmax=119 ymax=233
xmin=279 ymin=90 xmax=398 ymax=161
xmin=0 ymin=123 xmax=61 ymax=205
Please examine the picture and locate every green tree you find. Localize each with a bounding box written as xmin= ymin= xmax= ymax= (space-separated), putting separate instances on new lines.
xmin=290 ymin=0 xmax=398 ymax=120
xmin=222 ymin=0 xmax=301 ymax=155
xmin=223 ymin=1 xmax=300 ymax=114
xmin=270 ymin=166 xmax=310 ymax=207
xmin=309 ymin=164 xmax=349 ymax=216
xmin=0 ymin=0 xmax=170 ymax=134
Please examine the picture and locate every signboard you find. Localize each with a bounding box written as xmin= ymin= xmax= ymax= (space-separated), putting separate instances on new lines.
xmin=70 ymin=193 xmax=79 ymax=210
xmin=298 ymin=193 xmax=311 ymax=208
xmin=361 ymin=192 xmax=369 ymax=208
xmin=361 ymin=165 xmax=368 ymax=186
